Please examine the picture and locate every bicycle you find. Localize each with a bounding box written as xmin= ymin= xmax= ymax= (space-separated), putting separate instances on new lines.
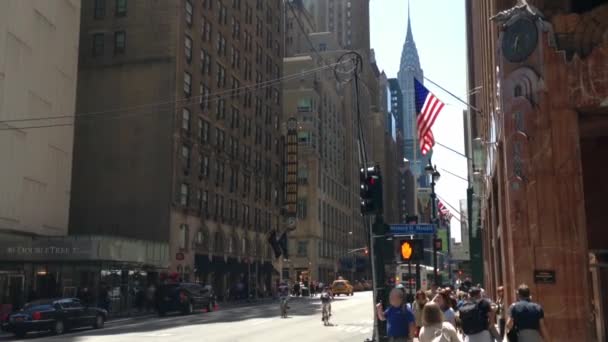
xmin=322 ymin=302 xmax=331 ymax=326
xmin=280 ymin=297 xmax=289 ymax=318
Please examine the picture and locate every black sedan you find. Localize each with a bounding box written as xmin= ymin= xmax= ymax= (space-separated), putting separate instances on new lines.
xmin=157 ymin=283 xmax=215 ymax=316
xmin=1 ymin=298 xmax=107 ymax=338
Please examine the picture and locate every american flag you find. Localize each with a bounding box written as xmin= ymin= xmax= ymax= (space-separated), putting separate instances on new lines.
xmin=414 ymin=79 xmax=445 ymax=155
xmin=438 ymin=200 xmax=452 ymax=220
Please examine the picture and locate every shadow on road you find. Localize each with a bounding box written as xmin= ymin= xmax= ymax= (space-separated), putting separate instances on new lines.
xmin=0 ymin=296 xmax=362 ymax=341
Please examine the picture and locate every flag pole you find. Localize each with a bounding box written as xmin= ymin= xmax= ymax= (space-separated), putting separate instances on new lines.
xmin=423 ymin=76 xmax=482 ymax=113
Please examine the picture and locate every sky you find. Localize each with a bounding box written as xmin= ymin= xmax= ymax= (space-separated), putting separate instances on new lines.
xmin=370 ymin=0 xmax=468 ymax=242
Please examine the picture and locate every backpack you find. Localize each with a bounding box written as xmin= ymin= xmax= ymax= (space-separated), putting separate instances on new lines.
xmin=459 ymin=300 xmax=487 ymax=335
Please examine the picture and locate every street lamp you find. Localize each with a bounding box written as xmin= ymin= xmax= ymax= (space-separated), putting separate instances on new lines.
xmin=425 ymin=159 xmax=441 ymax=285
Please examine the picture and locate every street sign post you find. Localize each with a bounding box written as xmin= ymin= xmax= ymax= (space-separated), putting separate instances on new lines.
xmin=389 ymin=224 xmax=436 ymax=235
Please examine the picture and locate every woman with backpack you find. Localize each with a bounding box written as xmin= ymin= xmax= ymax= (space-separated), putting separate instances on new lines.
xmin=419 ymin=302 xmax=462 ymax=342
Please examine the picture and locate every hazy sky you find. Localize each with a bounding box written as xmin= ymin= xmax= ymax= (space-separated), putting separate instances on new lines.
xmin=370 ymin=0 xmax=468 ymax=241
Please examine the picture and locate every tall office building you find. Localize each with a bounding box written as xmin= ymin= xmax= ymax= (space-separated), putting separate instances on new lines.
xmin=71 ymin=0 xmax=284 ymax=296
xmin=0 ymin=0 xmax=81 ymax=238
xmin=283 ymin=2 xmax=368 ymax=282
xmin=397 ymin=7 xmax=431 ymax=189
xmin=301 ymin=0 xmax=370 ymax=51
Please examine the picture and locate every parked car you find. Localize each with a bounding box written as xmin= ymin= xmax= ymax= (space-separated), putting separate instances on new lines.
xmin=331 ymin=280 xmax=354 ymax=296
xmin=362 ymin=280 xmax=373 ymax=291
xmin=1 ymin=298 xmax=107 ymax=338
xmin=157 ymin=283 xmax=215 ymax=316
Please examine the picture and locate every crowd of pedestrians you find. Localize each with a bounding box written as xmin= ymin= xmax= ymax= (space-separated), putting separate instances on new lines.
xmin=375 ymin=281 xmax=548 ymax=342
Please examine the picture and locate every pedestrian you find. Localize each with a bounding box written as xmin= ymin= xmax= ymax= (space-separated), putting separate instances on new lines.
xmin=495 ymin=286 xmax=506 ymax=340
xmin=375 ymin=288 xmax=416 ymax=342
xmin=412 ymin=290 xmax=429 ymax=338
xmin=427 ymin=283 xmax=439 ymax=299
xmin=418 ymin=302 xmax=462 ymax=342
xmin=459 ymin=287 xmax=493 ymax=342
xmin=433 ymin=289 xmax=457 ymax=327
xmin=506 ymin=284 xmax=549 ymax=342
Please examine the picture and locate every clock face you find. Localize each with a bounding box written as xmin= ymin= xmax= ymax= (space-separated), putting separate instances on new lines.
xmin=502 ymin=18 xmax=538 ymax=63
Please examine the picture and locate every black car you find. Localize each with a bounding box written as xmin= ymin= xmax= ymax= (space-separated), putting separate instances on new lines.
xmin=1 ymin=298 xmax=107 ymax=338
xmin=157 ymin=283 xmax=215 ymax=316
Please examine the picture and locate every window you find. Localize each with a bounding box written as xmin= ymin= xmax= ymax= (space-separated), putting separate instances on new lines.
xmin=231 ymin=77 xmax=240 ymax=99
xmin=185 ymin=0 xmax=193 ymax=25
xmin=297 ymin=241 xmax=308 ymax=257
xmin=219 ymin=3 xmax=227 ymax=25
xmin=231 ymin=107 xmax=240 ymax=129
xmin=217 ymin=34 xmax=226 ymax=55
xmin=231 ymin=17 xmax=241 ymax=39
xmin=182 ymin=108 xmax=191 ymax=132
xmin=216 ymin=99 xmax=225 ymax=119
xmin=93 ymin=33 xmax=104 ymax=56
xmin=182 ymin=145 xmax=191 ymax=168
xmin=202 ymin=190 xmax=209 ymax=214
xmin=184 ymin=72 xmax=192 ymax=96
xmin=196 ymin=189 xmax=202 ymax=212
xmin=185 ymin=35 xmax=192 ymax=62
xmin=200 ymin=155 xmax=209 ymax=177
xmin=179 ymin=224 xmax=190 ymax=250
xmin=201 ymin=49 xmax=211 ymax=74
xmin=202 ymin=0 xmax=212 ymax=10
xmin=199 ymin=119 xmax=209 ymax=143
xmin=180 ymin=184 xmax=189 ymax=206
xmin=215 ymin=128 xmax=225 ymax=148
xmin=200 ymin=84 xmax=210 ymax=111
xmin=116 ymin=0 xmax=127 ymax=16
xmin=216 ymin=63 xmax=226 ymax=87
xmin=202 ymin=18 xmax=212 ymax=42
xmin=94 ymin=0 xmax=106 ymax=19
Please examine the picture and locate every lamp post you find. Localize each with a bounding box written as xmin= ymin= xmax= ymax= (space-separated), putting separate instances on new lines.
xmin=425 ymin=159 xmax=441 ymax=285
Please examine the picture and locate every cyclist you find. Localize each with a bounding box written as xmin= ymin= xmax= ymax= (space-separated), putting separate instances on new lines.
xmin=320 ymin=286 xmax=333 ymax=324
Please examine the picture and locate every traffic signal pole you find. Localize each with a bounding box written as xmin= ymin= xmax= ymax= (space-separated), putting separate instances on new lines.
xmin=369 ymin=214 xmax=388 ymax=342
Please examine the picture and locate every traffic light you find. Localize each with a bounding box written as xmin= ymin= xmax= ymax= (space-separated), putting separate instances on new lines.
xmin=405 ymin=215 xmax=418 ymax=224
xmin=395 ymin=239 xmax=423 ymax=262
xmin=360 ymin=166 xmax=383 ymax=215
xmin=364 ymin=247 xmax=369 ymax=256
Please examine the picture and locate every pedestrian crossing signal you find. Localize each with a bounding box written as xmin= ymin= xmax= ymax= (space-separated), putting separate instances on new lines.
xmin=396 ymin=239 xmax=423 ymax=262
xmin=401 ymin=241 xmax=413 ymax=260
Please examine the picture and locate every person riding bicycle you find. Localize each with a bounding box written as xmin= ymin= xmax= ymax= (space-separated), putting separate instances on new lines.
xmin=320 ymin=286 xmax=333 ymax=320
xmin=278 ymin=281 xmax=290 ymax=317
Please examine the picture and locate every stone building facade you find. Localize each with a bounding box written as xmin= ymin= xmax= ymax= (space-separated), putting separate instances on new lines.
xmin=466 ymin=1 xmax=608 ymax=340
xmin=71 ymin=0 xmax=284 ymax=298
xmin=0 ymin=0 xmax=81 ymax=237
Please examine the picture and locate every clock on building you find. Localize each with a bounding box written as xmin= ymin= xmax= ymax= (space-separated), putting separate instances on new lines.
xmin=501 ymin=17 xmax=538 ymax=63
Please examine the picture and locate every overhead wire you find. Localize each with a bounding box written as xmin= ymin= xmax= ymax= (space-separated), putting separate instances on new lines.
xmin=0 ymin=61 xmax=346 ymax=131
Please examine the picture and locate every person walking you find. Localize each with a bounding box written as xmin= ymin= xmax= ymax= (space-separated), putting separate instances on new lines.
xmin=506 ymin=284 xmax=549 ymax=342
xmin=376 ymin=288 xmax=416 ymax=342
xmin=495 ymin=286 xmax=506 ymax=340
xmin=412 ymin=290 xmax=429 ymax=338
xmin=434 ymin=290 xmax=457 ymax=327
xmin=419 ymin=302 xmax=462 ymax=342
xmin=459 ymin=287 xmax=493 ymax=342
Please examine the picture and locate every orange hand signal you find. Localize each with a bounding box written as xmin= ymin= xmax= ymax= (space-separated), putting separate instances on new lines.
xmin=401 ymin=241 xmax=413 ymax=260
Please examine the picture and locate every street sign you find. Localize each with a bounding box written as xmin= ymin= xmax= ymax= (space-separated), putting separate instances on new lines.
xmin=389 ymin=224 xmax=435 ymax=235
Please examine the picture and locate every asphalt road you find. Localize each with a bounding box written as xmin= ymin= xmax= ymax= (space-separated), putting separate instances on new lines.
xmin=1 ymin=292 xmax=376 ymax=342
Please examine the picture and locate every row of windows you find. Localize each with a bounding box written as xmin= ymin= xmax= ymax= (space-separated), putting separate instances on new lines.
xmin=178 ymin=183 xmax=276 ymax=230
xmin=92 ymin=32 xmax=125 ymax=56
xmin=94 ymin=0 xmax=127 ymax=19
xmin=180 ymin=106 xmax=279 ymax=153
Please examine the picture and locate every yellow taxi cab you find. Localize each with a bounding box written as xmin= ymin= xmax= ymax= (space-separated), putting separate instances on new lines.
xmin=331 ymin=279 xmax=354 ymax=296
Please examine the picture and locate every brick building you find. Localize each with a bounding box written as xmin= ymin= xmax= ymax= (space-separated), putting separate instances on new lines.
xmin=71 ymin=0 xmax=284 ymax=298
xmin=466 ymin=1 xmax=608 ymax=340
